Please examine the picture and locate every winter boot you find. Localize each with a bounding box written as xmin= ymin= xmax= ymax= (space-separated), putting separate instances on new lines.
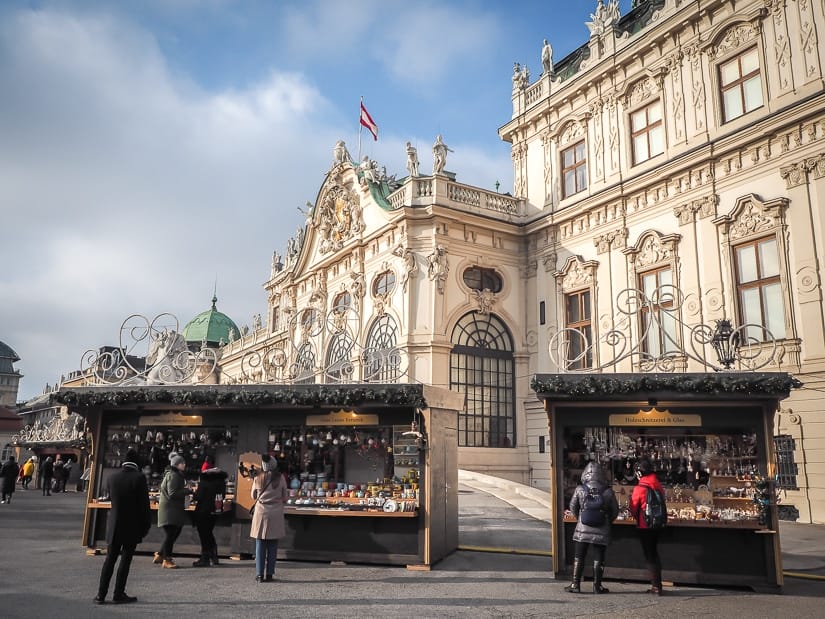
xmin=210 ymin=545 xmax=220 ymax=566
xmin=192 ymin=554 xmax=210 ymax=567
xmin=564 ymin=558 xmax=583 ymax=593
xmin=153 ymin=552 xmax=163 ymax=565
xmin=593 ymin=561 xmax=609 ymax=593
xmin=161 ymin=558 xmax=178 ymax=569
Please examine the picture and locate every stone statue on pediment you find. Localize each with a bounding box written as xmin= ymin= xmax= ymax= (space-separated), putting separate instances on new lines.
xmin=333 ymin=140 xmax=350 ymax=165
xmin=541 ymin=39 xmax=554 ymax=75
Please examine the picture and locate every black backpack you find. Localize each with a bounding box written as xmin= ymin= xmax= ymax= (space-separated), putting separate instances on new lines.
xmin=644 ymin=486 xmax=668 ymax=528
xmin=580 ymin=486 xmax=606 ymax=526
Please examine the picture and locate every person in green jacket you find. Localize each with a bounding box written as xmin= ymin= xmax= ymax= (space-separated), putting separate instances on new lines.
xmin=154 ymin=455 xmax=191 ymax=569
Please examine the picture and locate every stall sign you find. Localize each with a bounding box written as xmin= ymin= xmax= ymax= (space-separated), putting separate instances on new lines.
xmin=305 ymin=410 xmax=379 ymax=426
xmin=138 ymin=413 xmax=203 ymax=427
xmin=609 ymin=408 xmax=701 ymax=427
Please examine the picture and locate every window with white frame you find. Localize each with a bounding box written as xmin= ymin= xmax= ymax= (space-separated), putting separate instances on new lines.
xmin=719 ymin=47 xmax=763 ymax=123
xmin=561 ymin=141 xmax=587 ymax=198
xmin=630 ymin=100 xmax=664 ymax=165
xmin=564 ymin=289 xmax=592 ymax=369
xmin=734 ymin=236 xmax=785 ymax=340
xmin=639 ymin=267 xmax=679 ymax=356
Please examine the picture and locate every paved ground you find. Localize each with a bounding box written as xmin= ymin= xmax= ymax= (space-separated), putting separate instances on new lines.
xmin=0 ymin=482 xmax=823 ymax=618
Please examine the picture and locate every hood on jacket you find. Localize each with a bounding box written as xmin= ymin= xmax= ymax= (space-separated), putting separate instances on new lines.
xmin=200 ymin=469 xmax=228 ymax=481
xmin=580 ymin=461 xmax=608 ymax=486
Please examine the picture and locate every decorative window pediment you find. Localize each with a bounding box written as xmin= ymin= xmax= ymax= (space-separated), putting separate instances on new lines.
xmin=554 ymin=256 xmax=599 ymax=293
xmin=712 ymin=193 xmax=788 ymax=242
xmin=623 ymin=231 xmax=681 ymax=271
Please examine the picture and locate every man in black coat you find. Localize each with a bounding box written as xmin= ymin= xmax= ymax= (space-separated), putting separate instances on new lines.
xmin=94 ymin=449 xmax=151 ymax=605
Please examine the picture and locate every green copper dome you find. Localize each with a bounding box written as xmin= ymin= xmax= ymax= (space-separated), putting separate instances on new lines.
xmin=182 ymin=296 xmax=240 ymax=347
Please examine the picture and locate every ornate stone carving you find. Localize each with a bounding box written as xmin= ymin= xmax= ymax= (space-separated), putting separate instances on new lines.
xmin=713 ymin=194 xmax=789 ymax=242
xmin=710 ymin=23 xmax=759 ymax=60
xmin=349 ymin=271 xmax=366 ymax=311
xmin=779 ymin=161 xmax=810 ymax=188
xmin=472 ymin=288 xmax=497 ymax=315
xmin=627 ymin=77 xmax=655 ymax=106
xmin=317 ymin=185 xmax=363 ymax=255
xmin=560 ymin=120 xmax=585 ymax=145
xmin=392 ymin=244 xmax=419 ymax=293
xmin=635 ymin=235 xmax=674 ymax=268
xmin=796 ymin=265 xmax=819 ymax=294
xmin=426 ymin=245 xmax=449 ymax=294
xmin=556 ymin=256 xmax=598 ymax=292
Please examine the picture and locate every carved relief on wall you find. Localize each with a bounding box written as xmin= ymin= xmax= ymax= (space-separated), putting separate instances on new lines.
xmin=349 ymin=271 xmax=366 ymax=311
xmin=316 ymin=185 xmax=363 ymax=255
xmin=594 ymin=227 xmax=627 ymax=254
xmin=392 ymin=244 xmax=419 ymax=293
xmin=624 ymin=231 xmax=681 ymax=271
xmin=713 ymin=194 xmax=788 ymax=242
xmin=708 ymin=22 xmax=759 ymax=60
xmin=472 ymin=288 xmax=497 ymax=315
xmin=559 ymin=120 xmax=585 ymax=146
xmin=555 ymin=255 xmax=598 ymax=293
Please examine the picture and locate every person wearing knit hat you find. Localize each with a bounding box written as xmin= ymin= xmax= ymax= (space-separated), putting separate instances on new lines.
xmin=154 ymin=454 xmax=191 ymax=569
xmin=250 ymin=454 xmax=288 ymax=582
xmin=94 ymin=449 xmax=150 ymax=604
xmin=191 ymin=461 xmax=228 ymax=567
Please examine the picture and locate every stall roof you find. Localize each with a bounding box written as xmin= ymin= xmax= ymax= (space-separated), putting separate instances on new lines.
xmin=52 ymin=383 xmax=430 ymax=411
xmin=531 ymin=372 xmax=801 ymax=401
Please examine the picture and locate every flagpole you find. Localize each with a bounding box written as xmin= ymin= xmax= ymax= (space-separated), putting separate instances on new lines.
xmin=357 ymin=96 xmax=363 ymax=163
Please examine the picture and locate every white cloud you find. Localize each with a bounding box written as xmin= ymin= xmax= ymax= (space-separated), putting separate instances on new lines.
xmin=0 ymin=8 xmax=339 ymax=400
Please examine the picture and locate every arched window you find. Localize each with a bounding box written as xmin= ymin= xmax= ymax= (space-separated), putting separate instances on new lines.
xmin=450 ymin=312 xmax=515 ymax=447
xmin=294 ymin=343 xmax=316 ymax=384
xmin=363 ymin=314 xmax=399 ymax=381
xmin=332 ymin=292 xmax=351 ymax=312
xmin=325 ymin=331 xmax=354 ymax=383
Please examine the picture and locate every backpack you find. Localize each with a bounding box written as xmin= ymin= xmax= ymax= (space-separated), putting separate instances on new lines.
xmin=644 ymin=486 xmax=668 ymax=528
xmin=579 ymin=486 xmax=606 ymax=526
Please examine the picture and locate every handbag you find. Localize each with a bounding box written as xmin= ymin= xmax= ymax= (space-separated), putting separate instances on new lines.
xmin=248 ymin=474 xmax=272 ymax=517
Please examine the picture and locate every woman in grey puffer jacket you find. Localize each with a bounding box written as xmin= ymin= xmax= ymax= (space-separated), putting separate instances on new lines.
xmin=565 ymin=461 xmax=619 ymax=594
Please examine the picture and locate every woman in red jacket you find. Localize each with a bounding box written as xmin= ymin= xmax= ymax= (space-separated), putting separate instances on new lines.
xmin=628 ymin=457 xmax=664 ymax=595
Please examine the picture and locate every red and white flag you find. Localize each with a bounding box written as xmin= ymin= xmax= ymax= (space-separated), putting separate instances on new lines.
xmin=360 ymin=101 xmax=378 ymax=141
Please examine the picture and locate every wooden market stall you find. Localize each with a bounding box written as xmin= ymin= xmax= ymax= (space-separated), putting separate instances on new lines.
xmin=55 ymin=383 xmax=462 ymax=569
xmin=532 ymin=372 xmax=800 ymax=593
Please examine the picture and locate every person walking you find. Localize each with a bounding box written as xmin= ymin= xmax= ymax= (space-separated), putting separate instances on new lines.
xmin=1 ymin=455 xmax=20 ymax=504
xmin=564 ymin=461 xmax=619 ymax=594
xmin=93 ymin=449 xmax=150 ymax=605
xmin=250 ymin=454 xmax=287 ymax=582
xmin=20 ymin=458 xmax=35 ymax=490
xmin=155 ymin=454 xmax=191 ymax=569
xmin=41 ymin=456 xmax=54 ymax=496
xmin=629 ymin=457 xmax=666 ymax=595
xmin=191 ymin=463 xmax=228 ymax=567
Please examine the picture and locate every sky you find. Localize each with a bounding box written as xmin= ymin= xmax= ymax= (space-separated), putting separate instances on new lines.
xmin=1 ymin=0 xmax=637 ymax=402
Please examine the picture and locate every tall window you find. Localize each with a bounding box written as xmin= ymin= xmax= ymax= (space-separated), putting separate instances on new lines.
xmin=294 ymin=343 xmax=316 ymax=384
xmin=565 ymin=290 xmax=592 ymax=369
xmin=363 ymin=314 xmax=399 ymax=381
xmin=325 ymin=331 xmax=354 ymax=383
xmin=450 ymin=312 xmax=515 ymax=448
xmin=720 ymin=47 xmax=763 ymax=123
xmin=561 ymin=141 xmax=587 ymax=198
xmin=630 ymin=100 xmax=664 ymax=165
xmin=735 ymin=236 xmax=785 ymax=340
xmin=639 ymin=267 xmax=678 ymax=356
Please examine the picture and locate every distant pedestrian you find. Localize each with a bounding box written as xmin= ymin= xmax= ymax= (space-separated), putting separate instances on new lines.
xmin=250 ymin=454 xmax=288 ymax=582
xmin=564 ymin=462 xmax=619 ymax=594
xmin=191 ymin=464 xmax=227 ymax=567
xmin=63 ymin=457 xmax=74 ymax=491
xmin=20 ymin=458 xmax=35 ymax=489
xmin=53 ymin=455 xmax=66 ymax=493
xmin=629 ymin=457 xmax=666 ymax=595
xmin=94 ymin=449 xmax=150 ymax=605
xmin=41 ymin=456 xmax=54 ymax=496
xmin=154 ymin=455 xmax=191 ymax=569
xmin=1 ymin=455 xmax=20 ymax=504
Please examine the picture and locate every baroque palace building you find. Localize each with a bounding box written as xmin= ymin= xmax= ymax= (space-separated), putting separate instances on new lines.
xmin=165 ymin=0 xmax=822 ymax=523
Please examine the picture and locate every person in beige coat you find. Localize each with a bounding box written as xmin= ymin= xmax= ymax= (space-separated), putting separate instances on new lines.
xmin=250 ymin=454 xmax=287 ymax=582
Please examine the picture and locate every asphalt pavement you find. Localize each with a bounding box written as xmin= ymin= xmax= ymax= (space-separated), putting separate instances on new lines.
xmin=0 ymin=479 xmax=823 ymax=618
